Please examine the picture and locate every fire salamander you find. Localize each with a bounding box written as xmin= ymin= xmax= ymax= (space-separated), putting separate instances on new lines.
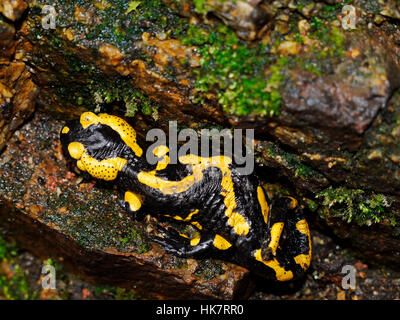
xmin=60 ymin=112 xmax=312 ymax=281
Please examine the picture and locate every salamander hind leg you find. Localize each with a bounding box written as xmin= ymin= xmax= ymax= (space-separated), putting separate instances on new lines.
xmin=283 ymin=197 xmax=312 ymax=273
xmin=254 ymin=196 xmax=312 ymax=281
xmin=150 ymin=225 xmax=215 ymax=259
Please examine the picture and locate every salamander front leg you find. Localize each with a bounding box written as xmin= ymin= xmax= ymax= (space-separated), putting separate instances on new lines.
xmin=150 ymin=225 xmax=215 ymax=259
xmin=123 ymin=190 xmax=146 ymax=220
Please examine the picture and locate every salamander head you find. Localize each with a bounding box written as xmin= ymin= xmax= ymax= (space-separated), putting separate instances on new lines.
xmin=60 ymin=112 xmax=142 ymax=181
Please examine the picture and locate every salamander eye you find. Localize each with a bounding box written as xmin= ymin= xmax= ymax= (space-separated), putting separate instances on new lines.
xmin=61 ymin=126 xmax=70 ymax=134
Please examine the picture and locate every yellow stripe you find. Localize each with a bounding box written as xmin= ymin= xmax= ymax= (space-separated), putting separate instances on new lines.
xmin=153 ymin=145 xmax=170 ymax=172
xmin=138 ymin=171 xmax=198 ymax=194
xmin=268 ymin=222 xmax=284 ymax=255
xmin=254 ymin=249 xmax=293 ymax=281
xmin=178 ymin=232 xmax=189 ymax=239
xmin=293 ymin=219 xmax=312 ymax=270
xmin=296 ymin=219 xmax=309 ymax=235
xmin=191 ymin=221 xmax=203 ymax=230
xmin=257 ymin=186 xmax=269 ymax=224
xmin=171 ymin=209 xmax=199 ymax=222
xmin=68 ymin=141 xmax=127 ymax=181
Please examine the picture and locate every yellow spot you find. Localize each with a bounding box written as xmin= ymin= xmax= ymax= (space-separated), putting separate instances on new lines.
xmin=170 ymin=209 xmax=199 ymax=222
xmin=80 ymin=153 xmax=127 ymax=181
xmin=152 ymin=145 xmax=170 ymax=171
xmin=213 ymin=235 xmax=232 ymax=250
xmin=294 ymin=254 xmax=310 ymax=271
xmin=254 ymin=249 xmax=293 ymax=281
xmin=294 ymin=219 xmax=312 ymax=270
xmin=61 ymin=126 xmax=70 ymax=134
xmin=190 ymin=234 xmax=201 ymax=246
xmin=140 ymin=145 xmax=171 ymax=178
xmin=155 ymin=155 xmax=169 ymax=171
xmin=138 ymin=171 xmax=197 ymax=194
xmin=79 ymin=112 xmax=143 ymax=157
xmin=124 ymin=191 xmax=142 ymax=212
xmin=191 ymin=222 xmax=203 ymax=230
xmin=153 ymin=145 xmax=169 ymax=158
xmin=296 ymin=219 xmax=309 ymax=235
xmin=287 ymin=196 xmax=298 ymax=209
xmin=268 ymin=222 xmax=284 ymax=255
xmin=257 ymin=186 xmax=269 ymax=224
xmin=178 ymin=232 xmax=189 ymax=239
xmin=68 ymin=142 xmax=85 ymax=160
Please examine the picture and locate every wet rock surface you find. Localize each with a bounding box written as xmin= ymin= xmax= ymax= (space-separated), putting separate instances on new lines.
xmin=177 ymin=0 xmax=272 ymax=40
xmin=0 ymin=16 xmax=16 ymax=60
xmin=0 ymin=0 xmax=28 ymax=22
xmin=0 ymin=0 xmax=36 ymax=153
xmin=0 ymin=61 xmax=38 ymax=152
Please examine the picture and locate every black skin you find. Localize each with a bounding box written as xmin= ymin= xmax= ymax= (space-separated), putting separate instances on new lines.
xmin=60 ymin=116 xmax=311 ymax=281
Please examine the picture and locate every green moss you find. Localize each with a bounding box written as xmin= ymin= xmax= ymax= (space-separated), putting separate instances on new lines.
xmin=119 ymin=227 xmax=150 ymax=254
xmin=192 ymin=0 xmax=238 ymax=14
xmin=87 ymin=76 xmax=159 ymax=119
xmin=0 ymin=236 xmax=37 ymax=300
xmin=310 ymin=19 xmax=345 ymax=56
xmin=180 ymin=0 xmax=350 ymax=114
xmin=0 ymin=236 xmax=143 ymax=300
xmin=192 ymin=0 xmax=211 ymax=14
xmin=114 ymin=287 xmax=142 ymax=299
xmin=304 ymin=198 xmax=319 ymax=212
xmin=181 ymin=23 xmax=285 ymax=117
xmin=264 ymin=142 xmax=323 ymax=180
xmin=289 ymin=17 xmax=347 ymax=76
xmin=93 ymin=284 xmax=142 ymax=299
xmin=316 ymin=187 xmax=397 ymax=226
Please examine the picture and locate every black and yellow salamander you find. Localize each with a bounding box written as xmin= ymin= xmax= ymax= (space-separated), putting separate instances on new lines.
xmin=60 ymin=112 xmax=312 ymax=281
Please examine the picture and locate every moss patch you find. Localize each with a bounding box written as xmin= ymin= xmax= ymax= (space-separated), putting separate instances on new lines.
xmin=0 ymin=236 xmax=36 ymax=300
xmin=181 ymin=23 xmax=286 ymax=117
xmin=264 ymin=142 xmax=324 ymax=180
xmin=316 ymin=187 xmax=397 ymax=227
